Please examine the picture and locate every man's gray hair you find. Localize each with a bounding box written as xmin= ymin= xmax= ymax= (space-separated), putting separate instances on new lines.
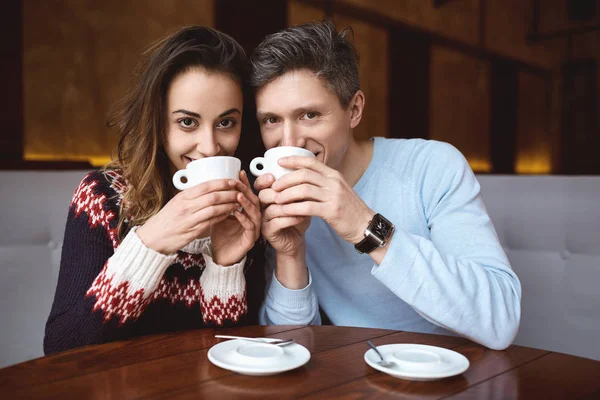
xmin=250 ymin=20 xmax=360 ymax=108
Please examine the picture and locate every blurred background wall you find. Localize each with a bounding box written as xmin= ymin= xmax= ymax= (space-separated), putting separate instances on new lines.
xmin=1 ymin=0 xmax=599 ymax=174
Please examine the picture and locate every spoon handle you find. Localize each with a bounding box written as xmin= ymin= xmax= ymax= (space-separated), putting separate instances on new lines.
xmin=215 ymin=335 xmax=267 ymax=342
xmin=367 ymin=340 xmax=385 ymax=361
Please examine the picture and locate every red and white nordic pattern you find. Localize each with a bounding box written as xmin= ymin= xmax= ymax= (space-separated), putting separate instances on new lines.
xmin=71 ymin=177 xmax=119 ymax=248
xmin=87 ymin=264 xmax=246 ymax=325
xmin=201 ymin=290 xmax=247 ymax=326
xmin=177 ymin=251 xmax=206 ymax=270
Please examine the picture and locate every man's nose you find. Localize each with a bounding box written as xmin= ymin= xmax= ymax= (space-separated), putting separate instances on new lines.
xmin=280 ymin=121 xmax=306 ymax=148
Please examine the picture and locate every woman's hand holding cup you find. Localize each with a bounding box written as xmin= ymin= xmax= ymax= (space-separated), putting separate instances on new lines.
xmin=137 ymin=179 xmax=242 ymax=255
xmin=210 ymin=170 xmax=262 ymax=266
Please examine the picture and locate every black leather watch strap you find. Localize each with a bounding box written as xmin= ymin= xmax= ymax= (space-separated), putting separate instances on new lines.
xmin=354 ymin=235 xmax=380 ymax=254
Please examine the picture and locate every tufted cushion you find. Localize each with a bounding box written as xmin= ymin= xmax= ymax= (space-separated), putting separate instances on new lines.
xmin=0 ymin=170 xmax=92 ymax=367
xmin=477 ymin=175 xmax=600 ymax=360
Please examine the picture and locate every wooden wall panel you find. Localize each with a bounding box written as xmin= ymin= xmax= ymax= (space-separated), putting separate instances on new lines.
xmin=338 ymin=0 xmax=480 ymax=46
xmin=571 ymin=30 xmax=600 ymax=119
xmin=23 ymin=0 xmax=214 ymax=166
xmin=430 ymin=46 xmax=491 ymax=172
xmin=561 ymin=30 xmax=600 ymax=174
xmin=288 ymin=0 xmax=325 ymax=26
xmin=515 ymin=72 xmax=552 ymax=174
xmin=333 ymin=15 xmax=389 ymax=140
xmin=485 ymin=0 xmax=565 ymax=68
xmin=538 ymin=0 xmax=600 ymax=34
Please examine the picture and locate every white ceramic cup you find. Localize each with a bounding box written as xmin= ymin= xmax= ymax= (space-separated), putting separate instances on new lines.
xmin=249 ymin=146 xmax=315 ymax=180
xmin=172 ymin=156 xmax=241 ymax=191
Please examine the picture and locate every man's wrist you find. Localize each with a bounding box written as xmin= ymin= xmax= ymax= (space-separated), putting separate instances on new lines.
xmin=351 ymin=209 xmax=376 ymax=244
xmin=275 ymin=243 xmax=308 ymax=290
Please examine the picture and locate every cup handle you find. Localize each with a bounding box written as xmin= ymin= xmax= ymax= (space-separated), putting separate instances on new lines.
xmin=249 ymin=157 xmax=266 ymax=177
xmin=172 ymin=169 xmax=190 ymax=191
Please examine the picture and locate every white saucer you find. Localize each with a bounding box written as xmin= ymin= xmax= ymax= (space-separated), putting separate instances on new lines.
xmin=364 ymin=344 xmax=469 ymax=381
xmin=208 ymin=338 xmax=311 ymax=376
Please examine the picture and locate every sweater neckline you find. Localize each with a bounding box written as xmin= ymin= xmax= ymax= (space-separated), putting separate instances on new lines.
xmin=353 ymin=137 xmax=379 ymax=193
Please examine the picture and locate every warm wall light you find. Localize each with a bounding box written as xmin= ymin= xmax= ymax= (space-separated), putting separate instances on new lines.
xmin=24 ymin=153 xmax=111 ymax=167
xmin=515 ymin=156 xmax=552 ymax=174
xmin=467 ymin=158 xmax=492 ymax=173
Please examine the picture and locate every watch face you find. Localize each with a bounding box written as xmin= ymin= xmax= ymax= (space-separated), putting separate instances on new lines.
xmin=371 ymin=214 xmax=393 ymax=238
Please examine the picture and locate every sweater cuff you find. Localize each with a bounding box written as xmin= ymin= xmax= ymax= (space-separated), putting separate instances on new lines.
xmin=267 ymin=270 xmax=315 ymax=310
xmin=107 ymin=227 xmax=176 ymax=292
xmin=199 ymin=252 xmax=247 ymax=325
xmin=86 ymin=228 xmax=176 ymax=323
xmin=371 ymin=228 xmax=419 ymax=287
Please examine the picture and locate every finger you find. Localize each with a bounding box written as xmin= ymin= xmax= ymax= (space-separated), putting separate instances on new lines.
xmin=237 ymin=192 xmax=262 ymax=226
xmin=253 ymin=173 xmax=275 ymax=191
xmin=277 ymin=156 xmax=335 ymax=177
xmin=183 ymin=178 xmax=235 ymax=199
xmin=271 ymin=168 xmax=328 ymax=192
xmin=263 ymin=204 xmax=295 ymax=222
xmin=189 ymin=190 xmax=240 ymax=214
xmin=275 ymin=183 xmax=327 ymax=204
xmin=242 ymin=171 xmax=261 ymax=210
xmin=231 ymin=171 xmax=260 ymax=210
xmin=194 ymin=210 xmax=232 ymax=236
xmin=232 ymin=209 xmax=256 ymax=233
xmin=192 ymin=202 xmax=240 ymax=224
xmin=264 ymin=202 xmax=320 ymax=221
xmin=258 ymin=188 xmax=278 ymax=206
xmin=262 ymin=216 xmax=307 ymax=237
xmin=205 ymin=212 xmax=232 ymax=227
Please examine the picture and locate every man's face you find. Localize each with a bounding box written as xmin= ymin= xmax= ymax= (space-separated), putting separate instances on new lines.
xmin=255 ymin=69 xmax=358 ymax=170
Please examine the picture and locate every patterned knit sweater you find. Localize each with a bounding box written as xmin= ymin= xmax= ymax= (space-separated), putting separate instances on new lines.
xmin=44 ymin=169 xmax=264 ymax=354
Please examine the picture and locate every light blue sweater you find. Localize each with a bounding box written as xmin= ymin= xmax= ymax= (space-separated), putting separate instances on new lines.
xmin=260 ymin=137 xmax=522 ymax=350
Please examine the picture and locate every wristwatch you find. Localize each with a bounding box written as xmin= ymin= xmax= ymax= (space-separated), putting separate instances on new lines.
xmin=354 ymin=213 xmax=395 ymax=254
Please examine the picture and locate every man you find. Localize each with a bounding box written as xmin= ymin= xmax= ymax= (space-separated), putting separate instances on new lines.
xmin=250 ymin=21 xmax=521 ymax=350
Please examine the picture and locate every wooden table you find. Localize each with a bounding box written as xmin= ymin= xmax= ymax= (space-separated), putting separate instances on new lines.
xmin=1 ymin=325 xmax=600 ymax=399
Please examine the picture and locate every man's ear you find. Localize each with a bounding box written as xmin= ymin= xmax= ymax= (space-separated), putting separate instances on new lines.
xmin=349 ymin=90 xmax=365 ymax=129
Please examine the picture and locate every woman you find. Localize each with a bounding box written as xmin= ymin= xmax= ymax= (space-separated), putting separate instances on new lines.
xmin=44 ymin=26 xmax=263 ymax=354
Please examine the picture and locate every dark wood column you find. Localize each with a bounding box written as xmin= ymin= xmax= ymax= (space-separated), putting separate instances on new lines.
xmin=388 ymin=27 xmax=431 ymax=139
xmin=561 ymin=59 xmax=600 ymax=175
xmin=490 ymin=61 xmax=518 ymax=174
xmin=215 ymin=0 xmax=288 ymax=171
xmin=1 ymin=1 xmax=23 ymax=162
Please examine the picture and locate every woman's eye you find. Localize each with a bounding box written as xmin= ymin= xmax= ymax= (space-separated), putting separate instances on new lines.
xmin=265 ymin=117 xmax=279 ymax=125
xmin=218 ymin=119 xmax=236 ymax=128
xmin=179 ymin=118 xmax=197 ymax=128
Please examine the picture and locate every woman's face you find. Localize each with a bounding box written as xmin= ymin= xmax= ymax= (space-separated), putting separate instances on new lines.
xmin=164 ymin=68 xmax=243 ymax=172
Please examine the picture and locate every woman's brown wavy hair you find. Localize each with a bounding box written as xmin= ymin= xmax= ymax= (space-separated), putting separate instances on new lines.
xmin=105 ymin=26 xmax=248 ymax=241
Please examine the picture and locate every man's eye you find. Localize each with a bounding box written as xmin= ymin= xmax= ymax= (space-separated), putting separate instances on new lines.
xmin=306 ymin=112 xmax=317 ymax=119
